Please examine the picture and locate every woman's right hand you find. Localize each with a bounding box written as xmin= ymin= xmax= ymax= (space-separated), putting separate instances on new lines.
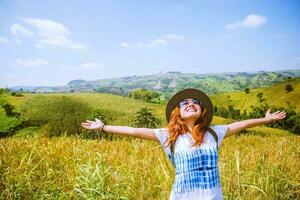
xmin=81 ymin=118 xmax=104 ymax=130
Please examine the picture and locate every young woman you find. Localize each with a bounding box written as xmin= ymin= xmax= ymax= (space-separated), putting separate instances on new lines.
xmin=81 ymin=88 xmax=286 ymax=200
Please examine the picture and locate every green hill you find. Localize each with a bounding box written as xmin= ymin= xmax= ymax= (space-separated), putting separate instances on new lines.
xmin=2 ymin=91 xmax=295 ymax=137
xmin=211 ymin=78 xmax=300 ymax=112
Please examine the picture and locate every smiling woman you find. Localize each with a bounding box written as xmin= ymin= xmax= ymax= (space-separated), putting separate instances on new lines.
xmin=81 ymin=88 xmax=286 ymax=200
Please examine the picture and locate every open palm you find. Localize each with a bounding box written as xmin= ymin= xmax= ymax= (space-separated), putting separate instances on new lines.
xmin=81 ymin=118 xmax=104 ymax=130
xmin=265 ymin=109 xmax=286 ymax=122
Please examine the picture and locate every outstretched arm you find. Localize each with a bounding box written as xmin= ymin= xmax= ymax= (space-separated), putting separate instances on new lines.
xmin=81 ymin=118 xmax=158 ymax=141
xmin=225 ymin=109 xmax=286 ymax=138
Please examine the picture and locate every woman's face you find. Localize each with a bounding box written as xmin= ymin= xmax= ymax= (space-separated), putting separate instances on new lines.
xmin=179 ymin=98 xmax=202 ymax=121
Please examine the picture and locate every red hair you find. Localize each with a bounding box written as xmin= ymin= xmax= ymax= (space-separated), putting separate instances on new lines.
xmin=165 ymin=106 xmax=208 ymax=151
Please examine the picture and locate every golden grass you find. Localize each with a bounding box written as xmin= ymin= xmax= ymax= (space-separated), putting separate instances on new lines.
xmin=1 ymin=92 xmax=299 ymax=199
xmin=0 ymin=133 xmax=299 ymax=199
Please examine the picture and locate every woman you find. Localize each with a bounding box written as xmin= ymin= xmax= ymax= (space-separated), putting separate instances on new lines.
xmin=81 ymin=88 xmax=286 ymax=200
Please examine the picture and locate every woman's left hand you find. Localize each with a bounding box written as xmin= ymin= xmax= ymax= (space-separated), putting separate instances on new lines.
xmin=265 ymin=109 xmax=287 ymax=123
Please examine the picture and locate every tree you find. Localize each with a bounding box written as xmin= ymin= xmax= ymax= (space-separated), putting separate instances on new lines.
xmin=285 ymin=84 xmax=294 ymax=93
xmin=256 ymin=92 xmax=266 ymax=103
xmin=0 ymin=88 xmax=11 ymax=95
xmin=132 ymin=107 xmax=161 ymax=128
xmin=1 ymin=103 xmax=20 ymax=117
xmin=244 ymin=88 xmax=250 ymax=94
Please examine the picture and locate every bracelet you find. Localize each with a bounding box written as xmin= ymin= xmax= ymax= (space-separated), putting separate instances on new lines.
xmin=100 ymin=125 xmax=106 ymax=133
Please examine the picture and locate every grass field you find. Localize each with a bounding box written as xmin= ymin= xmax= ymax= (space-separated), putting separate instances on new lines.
xmin=0 ymin=134 xmax=299 ymax=199
xmin=0 ymin=91 xmax=299 ymax=199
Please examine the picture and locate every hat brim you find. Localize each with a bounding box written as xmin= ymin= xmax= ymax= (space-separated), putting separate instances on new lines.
xmin=166 ymin=88 xmax=213 ymax=126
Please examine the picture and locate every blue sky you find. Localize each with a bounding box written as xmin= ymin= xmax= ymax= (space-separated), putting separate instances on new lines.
xmin=0 ymin=0 xmax=299 ymax=87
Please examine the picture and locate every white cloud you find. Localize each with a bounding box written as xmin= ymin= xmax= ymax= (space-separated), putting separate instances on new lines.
xmin=20 ymin=18 xmax=88 ymax=50
xmin=15 ymin=58 xmax=49 ymax=68
xmin=118 ymin=42 xmax=133 ymax=48
xmin=225 ymin=14 xmax=267 ymax=30
xmin=148 ymin=38 xmax=168 ymax=47
xmin=22 ymin=18 xmax=70 ymax=36
xmin=119 ymin=33 xmax=185 ymax=48
xmin=35 ymin=43 xmax=47 ymax=49
xmin=119 ymin=38 xmax=168 ymax=48
xmin=243 ymin=15 xmax=267 ymax=28
xmin=80 ymin=62 xmax=103 ymax=70
xmin=68 ymin=42 xmax=88 ymax=50
xmin=138 ymin=38 xmax=168 ymax=47
xmin=11 ymin=23 xmax=34 ymax=37
xmin=0 ymin=36 xmax=9 ymax=43
xmin=163 ymin=33 xmax=186 ymax=41
xmin=118 ymin=38 xmax=168 ymax=49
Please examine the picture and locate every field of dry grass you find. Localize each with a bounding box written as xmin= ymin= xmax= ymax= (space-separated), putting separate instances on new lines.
xmin=0 ymin=133 xmax=299 ymax=199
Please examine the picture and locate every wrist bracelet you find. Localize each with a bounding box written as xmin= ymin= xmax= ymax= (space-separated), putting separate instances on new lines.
xmin=101 ymin=125 xmax=106 ymax=133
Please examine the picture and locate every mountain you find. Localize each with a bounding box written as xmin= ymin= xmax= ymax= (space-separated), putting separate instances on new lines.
xmin=9 ymin=86 xmax=41 ymax=92
xmin=10 ymin=69 xmax=300 ymax=96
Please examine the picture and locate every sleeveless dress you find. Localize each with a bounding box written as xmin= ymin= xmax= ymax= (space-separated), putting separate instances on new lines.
xmin=154 ymin=125 xmax=228 ymax=200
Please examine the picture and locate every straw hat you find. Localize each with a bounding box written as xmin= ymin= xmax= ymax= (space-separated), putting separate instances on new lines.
xmin=165 ymin=88 xmax=213 ymax=126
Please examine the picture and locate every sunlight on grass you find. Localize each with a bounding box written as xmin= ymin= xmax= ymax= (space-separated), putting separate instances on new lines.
xmin=0 ymin=133 xmax=299 ymax=199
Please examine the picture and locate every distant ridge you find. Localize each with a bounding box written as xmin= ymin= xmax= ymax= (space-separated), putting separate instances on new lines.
xmin=9 ymin=69 xmax=300 ymax=96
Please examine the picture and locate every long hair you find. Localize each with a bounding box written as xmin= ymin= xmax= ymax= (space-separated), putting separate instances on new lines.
xmin=165 ymin=106 xmax=208 ymax=151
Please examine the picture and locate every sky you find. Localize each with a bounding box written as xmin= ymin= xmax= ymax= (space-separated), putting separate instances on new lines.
xmin=0 ymin=0 xmax=299 ymax=87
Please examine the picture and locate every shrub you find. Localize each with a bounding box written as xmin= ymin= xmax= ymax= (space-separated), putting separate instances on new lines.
xmin=132 ymin=107 xmax=161 ymax=128
xmin=285 ymin=84 xmax=294 ymax=93
xmin=0 ymin=112 xmax=23 ymax=137
xmin=256 ymin=92 xmax=266 ymax=103
xmin=129 ymin=89 xmax=161 ymax=103
xmin=11 ymin=92 xmax=23 ymax=97
xmin=0 ymin=102 xmax=23 ymax=137
xmin=244 ymin=88 xmax=250 ymax=94
xmin=1 ymin=103 xmax=20 ymax=117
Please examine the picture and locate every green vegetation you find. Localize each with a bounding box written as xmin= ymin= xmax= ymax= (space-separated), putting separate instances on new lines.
xmin=285 ymin=83 xmax=294 ymax=93
xmin=21 ymin=95 xmax=91 ymax=137
xmin=128 ymin=88 xmax=161 ymax=103
xmin=214 ymin=102 xmax=300 ymax=134
xmin=0 ymin=76 xmax=299 ymax=199
xmin=211 ymin=78 xmax=300 ymax=134
xmin=211 ymin=78 xmax=300 ymax=112
xmin=132 ymin=107 xmax=161 ymax=128
xmin=0 ymin=91 xmax=23 ymax=137
xmin=0 ymin=109 xmax=23 ymax=137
